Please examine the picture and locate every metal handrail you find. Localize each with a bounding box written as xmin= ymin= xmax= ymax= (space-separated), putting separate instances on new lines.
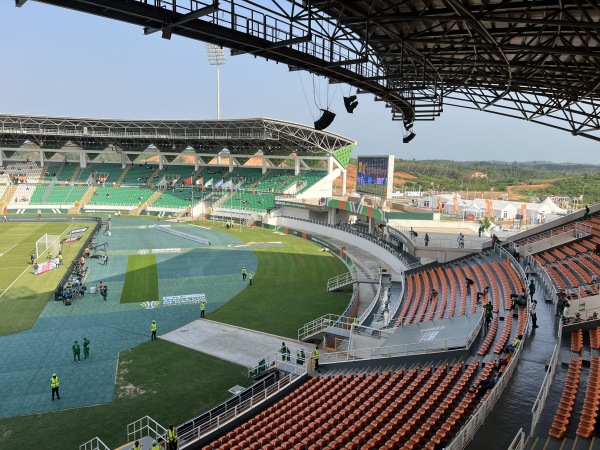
xmin=507 ymin=428 xmax=525 ymax=450
xmin=530 ymin=320 xmax=563 ymax=435
xmin=446 ymin=293 xmax=530 ymax=450
xmin=327 ymin=268 xmax=357 ymax=291
xmin=79 ymin=437 xmax=110 ymax=450
xmin=273 ymin=215 xmax=418 ymax=269
xmin=358 ymin=276 xmax=382 ymax=324
xmin=177 ymin=371 xmax=304 ymax=448
xmin=126 ymin=416 xmax=167 ymax=446
xmin=247 ymin=345 xmax=308 ymax=378
xmin=298 ymin=314 xmax=354 ymax=341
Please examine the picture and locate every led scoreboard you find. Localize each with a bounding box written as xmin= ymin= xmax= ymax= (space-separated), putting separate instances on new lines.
xmin=356 ymin=155 xmax=395 ymax=199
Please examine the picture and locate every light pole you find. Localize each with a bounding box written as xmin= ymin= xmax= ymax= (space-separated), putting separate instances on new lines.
xmin=205 ymin=43 xmax=226 ymax=120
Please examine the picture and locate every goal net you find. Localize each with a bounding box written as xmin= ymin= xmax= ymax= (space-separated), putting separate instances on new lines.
xmin=35 ymin=234 xmax=62 ymax=259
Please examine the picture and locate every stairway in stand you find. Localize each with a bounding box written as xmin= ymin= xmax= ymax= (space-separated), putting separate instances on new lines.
xmin=116 ymin=166 xmax=130 ymax=184
xmin=38 ymin=162 xmax=50 ymax=182
xmin=0 ymin=185 xmax=17 ymax=209
xmin=131 ymin=189 xmax=162 ymax=215
xmin=69 ymin=186 xmax=97 ymax=214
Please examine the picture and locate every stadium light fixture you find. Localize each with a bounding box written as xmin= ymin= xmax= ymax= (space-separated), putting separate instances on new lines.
xmin=205 ymin=43 xmax=226 ymax=120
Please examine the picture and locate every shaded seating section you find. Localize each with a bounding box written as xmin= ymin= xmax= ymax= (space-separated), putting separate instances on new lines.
xmin=548 ymin=358 xmax=582 ymax=439
xmin=575 ymin=357 xmax=600 ymax=438
xmin=76 ymin=164 xmax=124 ymax=184
xmin=252 ymin=169 xmax=294 ymax=192
xmin=56 ymin=162 xmax=79 ymax=182
xmin=202 ymin=360 xmax=498 ymax=450
xmin=88 ymin=186 xmax=155 ymax=206
xmin=44 ymin=163 xmax=61 ymax=181
xmin=121 ymin=164 xmax=161 ymax=185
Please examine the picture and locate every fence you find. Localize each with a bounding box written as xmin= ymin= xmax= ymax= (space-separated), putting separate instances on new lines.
xmin=530 ymin=320 xmax=563 ymax=435
xmin=446 ymin=298 xmax=530 ymax=450
xmin=320 ymin=315 xmax=483 ymax=364
xmin=247 ymin=345 xmax=308 ymax=378
xmin=507 ymin=428 xmax=525 ymax=450
xmin=177 ymin=371 xmax=304 ymax=448
xmin=127 ymin=416 xmax=166 ymax=446
xmin=298 ymin=314 xmax=353 ymax=342
xmin=358 ymin=276 xmax=383 ymax=324
xmin=79 ymin=437 xmax=110 ymax=450
xmin=327 ymin=268 xmax=357 ymax=291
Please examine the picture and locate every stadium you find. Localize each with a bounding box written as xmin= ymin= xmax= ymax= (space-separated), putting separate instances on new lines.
xmin=2 ymin=1 xmax=600 ymax=450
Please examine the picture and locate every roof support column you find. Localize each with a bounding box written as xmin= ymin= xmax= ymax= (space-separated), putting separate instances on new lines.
xmin=229 ymin=156 xmax=233 ymax=172
xmin=0 ymin=150 xmax=4 ymax=166
xmin=121 ymin=152 xmax=128 ymax=168
xmin=262 ymin=153 xmax=267 ymax=174
xmin=80 ymin=151 xmax=88 ymax=169
xmin=159 ymin=154 xmax=164 ymax=170
xmin=38 ymin=149 xmax=44 ymax=167
xmin=295 ymin=155 xmax=300 ymax=176
xmin=194 ymin=155 xmax=199 ymax=171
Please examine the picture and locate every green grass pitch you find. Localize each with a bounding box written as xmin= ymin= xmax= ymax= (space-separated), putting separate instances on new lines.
xmin=121 ymin=254 xmax=159 ymax=303
xmin=0 ymin=221 xmax=94 ymax=336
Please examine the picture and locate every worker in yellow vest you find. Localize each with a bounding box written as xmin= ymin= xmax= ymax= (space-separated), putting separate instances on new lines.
xmin=51 ymin=373 xmax=60 ymax=401
xmin=132 ymin=440 xmax=142 ymax=450
xmin=150 ymin=439 xmax=161 ymax=450
xmin=312 ymin=346 xmax=320 ymax=373
xmin=151 ymin=320 xmax=157 ymax=341
xmin=167 ymin=424 xmax=178 ymax=450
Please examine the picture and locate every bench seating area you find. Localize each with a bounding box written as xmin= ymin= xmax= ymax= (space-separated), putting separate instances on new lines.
xmin=88 ymin=186 xmax=155 ymax=206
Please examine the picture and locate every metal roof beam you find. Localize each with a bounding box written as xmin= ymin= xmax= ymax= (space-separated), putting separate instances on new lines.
xmin=143 ymin=2 xmax=218 ymax=35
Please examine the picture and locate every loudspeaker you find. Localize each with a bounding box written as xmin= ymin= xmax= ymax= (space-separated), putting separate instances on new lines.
xmin=343 ymin=95 xmax=359 ymax=113
xmin=162 ymin=24 xmax=173 ymax=40
xmin=314 ymin=110 xmax=336 ymax=130
xmin=403 ymin=132 xmax=416 ymax=144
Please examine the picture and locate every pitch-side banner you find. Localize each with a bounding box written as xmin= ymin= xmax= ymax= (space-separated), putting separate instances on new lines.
xmin=36 ymin=258 xmax=60 ymax=275
xmin=162 ymin=293 xmax=206 ymax=306
xmin=68 ymin=227 xmax=89 ymax=235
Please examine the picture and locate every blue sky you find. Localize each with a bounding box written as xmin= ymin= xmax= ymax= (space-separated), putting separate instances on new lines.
xmin=1 ymin=1 xmax=599 ymax=164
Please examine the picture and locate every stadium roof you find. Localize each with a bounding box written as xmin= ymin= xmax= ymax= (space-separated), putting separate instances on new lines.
xmin=22 ymin=0 xmax=600 ymax=141
xmin=0 ymin=114 xmax=355 ymax=155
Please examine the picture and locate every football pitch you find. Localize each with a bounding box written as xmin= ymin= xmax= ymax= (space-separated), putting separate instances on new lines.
xmin=0 ymin=221 xmax=94 ymax=335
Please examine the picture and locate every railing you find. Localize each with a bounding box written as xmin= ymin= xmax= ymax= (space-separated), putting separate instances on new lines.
xmin=127 ymin=416 xmax=167 ymax=446
xmin=388 ymin=279 xmax=406 ymax=324
xmin=320 ymin=327 xmax=475 ymax=364
xmin=358 ymin=276 xmax=383 ymax=323
xmin=79 ymin=436 xmax=110 ymax=450
xmin=298 ymin=314 xmax=354 ymax=341
xmin=177 ymin=371 xmax=304 ymax=448
xmin=507 ymin=428 xmax=525 ymax=450
xmin=273 ymin=215 xmax=418 ymax=269
xmin=521 ymin=249 xmax=557 ymax=302
xmin=340 ymin=288 xmax=360 ymax=323
xmin=327 ymin=268 xmax=357 ymax=291
xmin=530 ymin=320 xmax=563 ymax=435
xmin=247 ymin=345 xmax=308 ymax=378
xmin=446 ymin=299 xmax=530 ymax=450
xmin=243 ymin=215 xmax=254 ymax=227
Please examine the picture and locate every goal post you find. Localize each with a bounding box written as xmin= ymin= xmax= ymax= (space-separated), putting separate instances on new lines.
xmin=35 ymin=234 xmax=62 ymax=259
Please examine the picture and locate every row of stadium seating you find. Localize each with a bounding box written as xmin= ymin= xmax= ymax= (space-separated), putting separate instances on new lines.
xmin=1 ymin=162 xmax=43 ymax=182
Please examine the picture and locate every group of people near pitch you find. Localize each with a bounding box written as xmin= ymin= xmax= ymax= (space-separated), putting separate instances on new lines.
xmin=50 ymin=338 xmax=91 ymax=401
xmin=131 ymin=424 xmax=178 ymax=449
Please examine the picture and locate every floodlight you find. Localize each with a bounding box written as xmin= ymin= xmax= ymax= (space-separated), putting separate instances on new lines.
xmin=205 ymin=43 xmax=226 ymax=119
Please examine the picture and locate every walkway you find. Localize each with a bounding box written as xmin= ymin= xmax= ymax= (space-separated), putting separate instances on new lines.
xmin=161 ymin=320 xmax=316 ymax=367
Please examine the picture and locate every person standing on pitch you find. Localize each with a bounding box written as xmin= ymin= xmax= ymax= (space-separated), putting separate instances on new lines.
xmin=200 ymin=300 xmax=206 ymax=318
xmin=151 ymin=320 xmax=157 ymax=340
xmin=51 ymin=373 xmax=60 ymax=401
xmin=249 ymin=271 xmax=254 ymax=285
xmin=72 ymin=340 xmax=81 ymax=363
xmin=83 ymin=337 xmax=90 ymax=360
xmin=30 ymin=253 xmax=35 ymax=265
xmin=242 ymin=267 xmax=247 ymax=281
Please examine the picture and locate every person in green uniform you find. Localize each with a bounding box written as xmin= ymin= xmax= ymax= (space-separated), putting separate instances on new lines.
xmin=151 ymin=320 xmax=157 ymax=340
xmin=528 ymin=280 xmax=536 ymax=300
xmin=83 ymin=337 xmax=90 ymax=360
xmin=72 ymin=340 xmax=81 ymax=363
xmin=51 ymin=373 xmax=60 ymax=401
xmin=151 ymin=439 xmax=161 ymax=450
